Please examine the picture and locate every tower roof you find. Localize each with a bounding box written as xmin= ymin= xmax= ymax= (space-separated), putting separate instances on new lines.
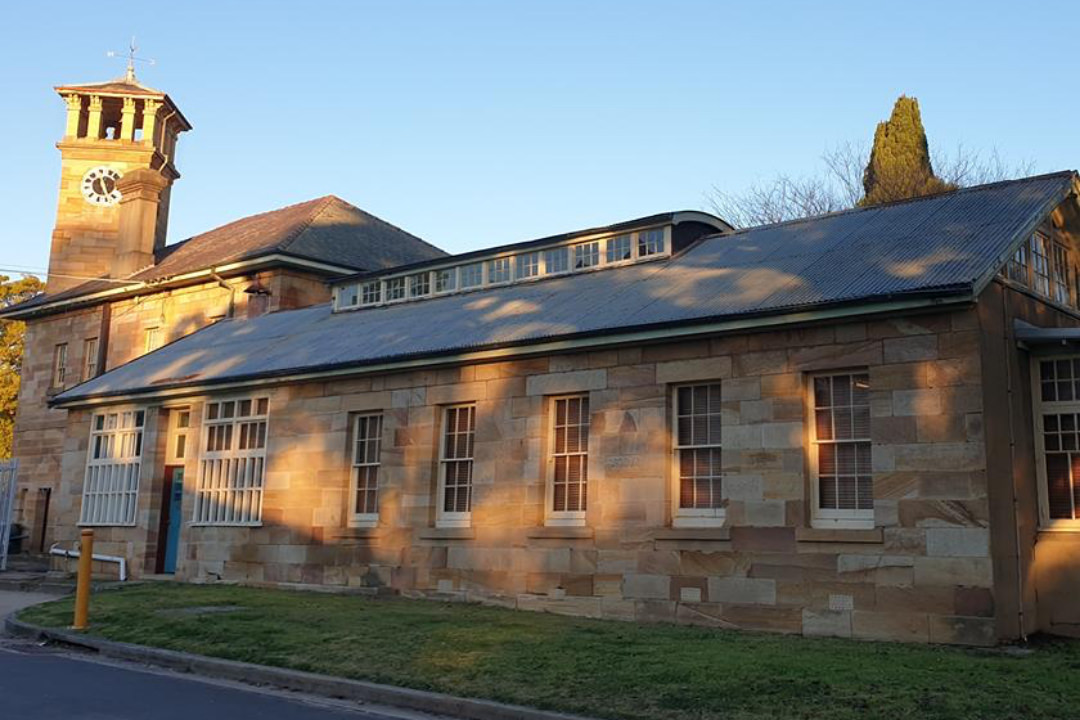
xmin=54 ymin=76 xmax=193 ymax=131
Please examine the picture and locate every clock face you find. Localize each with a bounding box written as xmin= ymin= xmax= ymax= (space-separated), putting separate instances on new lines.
xmin=81 ymin=166 xmax=123 ymax=206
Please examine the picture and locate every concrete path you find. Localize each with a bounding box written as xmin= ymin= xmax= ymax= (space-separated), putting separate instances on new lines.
xmin=0 ymin=589 xmax=62 ymax=619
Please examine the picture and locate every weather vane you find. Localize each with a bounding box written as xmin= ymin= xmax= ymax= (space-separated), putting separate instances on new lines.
xmin=106 ymin=37 xmax=155 ymax=83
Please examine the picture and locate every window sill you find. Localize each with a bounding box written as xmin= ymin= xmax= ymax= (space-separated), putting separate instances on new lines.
xmin=654 ymin=527 xmax=731 ymax=542
xmin=1037 ymin=527 xmax=1080 ymax=538
xmin=418 ymin=527 xmax=476 ymax=541
xmin=796 ymin=527 xmax=883 ymax=544
xmin=527 ymin=526 xmax=594 ymax=540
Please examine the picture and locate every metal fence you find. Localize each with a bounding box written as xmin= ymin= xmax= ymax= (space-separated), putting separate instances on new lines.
xmin=0 ymin=460 xmax=18 ymax=571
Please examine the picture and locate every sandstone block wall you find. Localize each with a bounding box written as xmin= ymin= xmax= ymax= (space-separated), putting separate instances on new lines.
xmin=50 ymin=308 xmax=997 ymax=645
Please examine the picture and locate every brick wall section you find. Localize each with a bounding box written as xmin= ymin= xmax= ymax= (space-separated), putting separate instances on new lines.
xmin=50 ymin=308 xmax=995 ymax=645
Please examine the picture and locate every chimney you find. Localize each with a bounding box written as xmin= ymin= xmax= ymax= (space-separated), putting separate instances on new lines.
xmin=114 ymin=168 xmax=170 ymax=278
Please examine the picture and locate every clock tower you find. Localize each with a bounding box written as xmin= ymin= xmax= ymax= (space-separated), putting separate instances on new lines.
xmin=47 ymin=65 xmax=191 ymax=292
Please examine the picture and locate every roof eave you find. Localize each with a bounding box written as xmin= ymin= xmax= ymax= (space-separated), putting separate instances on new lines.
xmin=49 ymin=286 xmax=975 ymax=409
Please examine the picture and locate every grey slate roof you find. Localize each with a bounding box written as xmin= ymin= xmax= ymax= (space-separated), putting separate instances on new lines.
xmin=8 ymin=195 xmax=446 ymax=315
xmin=55 ymin=171 xmax=1078 ymax=404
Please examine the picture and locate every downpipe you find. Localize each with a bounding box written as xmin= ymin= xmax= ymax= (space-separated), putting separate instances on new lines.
xmin=49 ymin=542 xmax=127 ymax=582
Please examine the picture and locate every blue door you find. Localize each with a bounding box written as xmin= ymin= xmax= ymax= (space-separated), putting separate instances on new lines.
xmin=163 ymin=467 xmax=184 ymax=574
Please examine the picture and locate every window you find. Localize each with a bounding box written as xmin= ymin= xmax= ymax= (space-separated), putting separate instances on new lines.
xmin=339 ymin=284 xmax=359 ymax=307
xmin=606 ymin=234 xmax=632 ymax=263
xmin=638 ymin=228 xmax=665 ymax=257
xmin=438 ymin=404 xmax=475 ymax=527
xmin=350 ymin=413 xmax=383 ymax=527
xmin=409 ymin=272 xmax=430 ymax=298
xmin=1052 ymin=242 xmax=1072 ymax=306
xmin=435 ymin=268 xmax=456 ymax=293
xmin=1031 ymin=233 xmax=1053 ymax=297
xmin=1007 ymin=242 xmax=1031 ymax=284
xmin=52 ymin=343 xmax=68 ymax=387
xmin=386 ymin=277 xmax=406 ymax=302
xmin=82 ymin=338 xmax=99 ymax=381
xmin=672 ymin=383 xmax=724 ymax=526
xmin=516 ymin=252 xmax=540 ymax=279
xmin=144 ymin=327 xmax=163 ymax=353
xmin=171 ymin=409 xmax=190 ymax=462
xmin=545 ymin=247 xmax=569 ymax=274
xmin=81 ymin=409 xmax=145 ymax=526
xmin=548 ymin=395 xmax=590 ymax=525
xmin=573 ymin=242 xmax=600 ymax=270
xmin=361 ymin=281 xmax=381 ymax=305
xmin=460 ymin=263 xmax=484 ymax=288
xmin=1035 ymin=358 xmax=1080 ymax=528
xmin=488 ymin=257 xmax=511 ymax=284
xmin=809 ymin=372 xmax=873 ymax=528
xmin=193 ymin=397 xmax=269 ymax=525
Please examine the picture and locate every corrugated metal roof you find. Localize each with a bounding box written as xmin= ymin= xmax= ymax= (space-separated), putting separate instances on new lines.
xmin=55 ymin=171 xmax=1078 ymax=404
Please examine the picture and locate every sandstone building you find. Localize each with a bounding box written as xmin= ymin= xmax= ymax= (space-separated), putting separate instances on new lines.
xmin=4 ymin=69 xmax=1080 ymax=646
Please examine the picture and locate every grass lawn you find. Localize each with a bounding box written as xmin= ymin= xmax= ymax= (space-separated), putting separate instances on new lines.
xmin=18 ymin=583 xmax=1080 ymax=720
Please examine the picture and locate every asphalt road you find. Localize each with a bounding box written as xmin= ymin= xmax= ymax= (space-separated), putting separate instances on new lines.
xmin=0 ymin=638 xmax=449 ymax=720
xmin=0 ymin=590 xmax=447 ymax=720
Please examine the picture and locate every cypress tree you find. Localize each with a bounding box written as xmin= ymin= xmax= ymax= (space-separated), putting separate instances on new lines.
xmin=859 ymin=96 xmax=956 ymax=207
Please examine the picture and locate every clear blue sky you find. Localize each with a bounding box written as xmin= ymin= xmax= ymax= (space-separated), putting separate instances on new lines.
xmin=1 ymin=0 xmax=1077 ymax=276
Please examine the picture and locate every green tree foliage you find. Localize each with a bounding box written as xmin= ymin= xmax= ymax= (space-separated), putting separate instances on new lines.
xmin=859 ymin=96 xmax=957 ymax=207
xmin=1 ymin=275 xmax=44 ymax=458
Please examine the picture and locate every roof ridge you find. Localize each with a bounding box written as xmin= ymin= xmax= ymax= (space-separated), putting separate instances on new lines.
xmin=275 ymin=195 xmax=338 ymax=252
xmin=321 ymin=196 xmax=447 ymax=256
xmin=726 ymin=169 xmax=1077 ymax=236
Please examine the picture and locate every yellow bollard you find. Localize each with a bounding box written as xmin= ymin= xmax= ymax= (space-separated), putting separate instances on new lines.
xmin=73 ymin=528 xmax=93 ymax=630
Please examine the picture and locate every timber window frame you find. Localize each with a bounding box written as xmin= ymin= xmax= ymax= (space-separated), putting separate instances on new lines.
xmin=1032 ymin=356 xmax=1080 ymax=531
xmin=192 ymin=397 xmax=269 ymax=526
xmin=144 ymin=326 xmax=162 ymax=354
xmin=82 ymin=337 xmax=99 ymax=381
xmin=546 ymin=394 xmax=590 ymax=527
xmin=436 ymin=404 xmax=476 ymax=528
xmin=808 ymin=371 xmax=874 ymax=529
xmin=671 ymin=382 xmax=725 ymax=527
xmin=80 ymin=408 xmax=145 ymax=526
xmin=349 ymin=413 xmax=383 ymax=528
xmin=52 ymin=343 xmax=68 ymax=388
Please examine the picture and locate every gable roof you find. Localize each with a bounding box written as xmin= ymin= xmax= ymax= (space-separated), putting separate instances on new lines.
xmin=54 ymin=171 xmax=1079 ymax=406
xmin=5 ymin=195 xmax=446 ymax=316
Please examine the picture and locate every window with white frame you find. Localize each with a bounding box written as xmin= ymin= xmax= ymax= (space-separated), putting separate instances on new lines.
xmin=361 ymin=281 xmax=382 ymax=305
xmin=638 ymin=228 xmax=665 ymax=257
xmin=81 ymin=409 xmax=145 ymax=526
xmin=809 ymin=372 xmax=873 ymax=528
xmin=52 ymin=343 xmax=68 ymax=387
xmin=606 ymin=234 xmax=632 ymax=263
xmin=488 ymin=257 xmax=511 ymax=284
xmin=516 ymin=251 xmax=540 ymax=279
xmin=145 ymin=327 xmax=163 ymax=354
xmin=437 ymin=404 xmax=475 ymax=527
xmin=1052 ymin=243 xmax=1072 ymax=306
xmin=544 ymin=247 xmax=569 ymax=274
xmin=83 ymin=337 xmax=99 ymax=381
xmin=1035 ymin=358 xmax=1080 ymax=528
xmin=1007 ymin=242 xmax=1030 ymax=284
xmin=548 ymin=395 xmax=590 ymax=525
xmin=672 ymin=383 xmax=724 ymax=526
xmin=1031 ymin=233 xmax=1052 ymax=297
xmin=339 ymin=284 xmax=359 ymax=307
xmin=350 ymin=413 xmax=383 ymax=527
xmin=409 ymin=272 xmax=430 ymax=298
xmin=460 ymin=263 xmax=484 ymax=288
xmin=435 ymin=268 xmax=457 ymax=293
xmin=386 ymin=277 xmax=406 ymax=302
xmin=193 ymin=397 xmax=269 ymax=525
xmin=573 ymin=241 xmax=600 ymax=269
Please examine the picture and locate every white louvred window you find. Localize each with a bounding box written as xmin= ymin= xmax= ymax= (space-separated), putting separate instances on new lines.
xmin=80 ymin=409 xmax=145 ymax=526
xmin=437 ymin=404 xmax=475 ymax=528
xmin=193 ymin=397 xmax=269 ymax=526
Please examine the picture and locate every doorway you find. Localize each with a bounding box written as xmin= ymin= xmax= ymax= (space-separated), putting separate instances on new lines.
xmin=157 ymin=466 xmax=184 ymax=574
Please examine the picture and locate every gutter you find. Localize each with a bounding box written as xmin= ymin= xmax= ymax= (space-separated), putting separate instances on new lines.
xmin=0 ymin=253 xmax=361 ymax=321
xmin=50 ymin=290 xmax=974 ymax=409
